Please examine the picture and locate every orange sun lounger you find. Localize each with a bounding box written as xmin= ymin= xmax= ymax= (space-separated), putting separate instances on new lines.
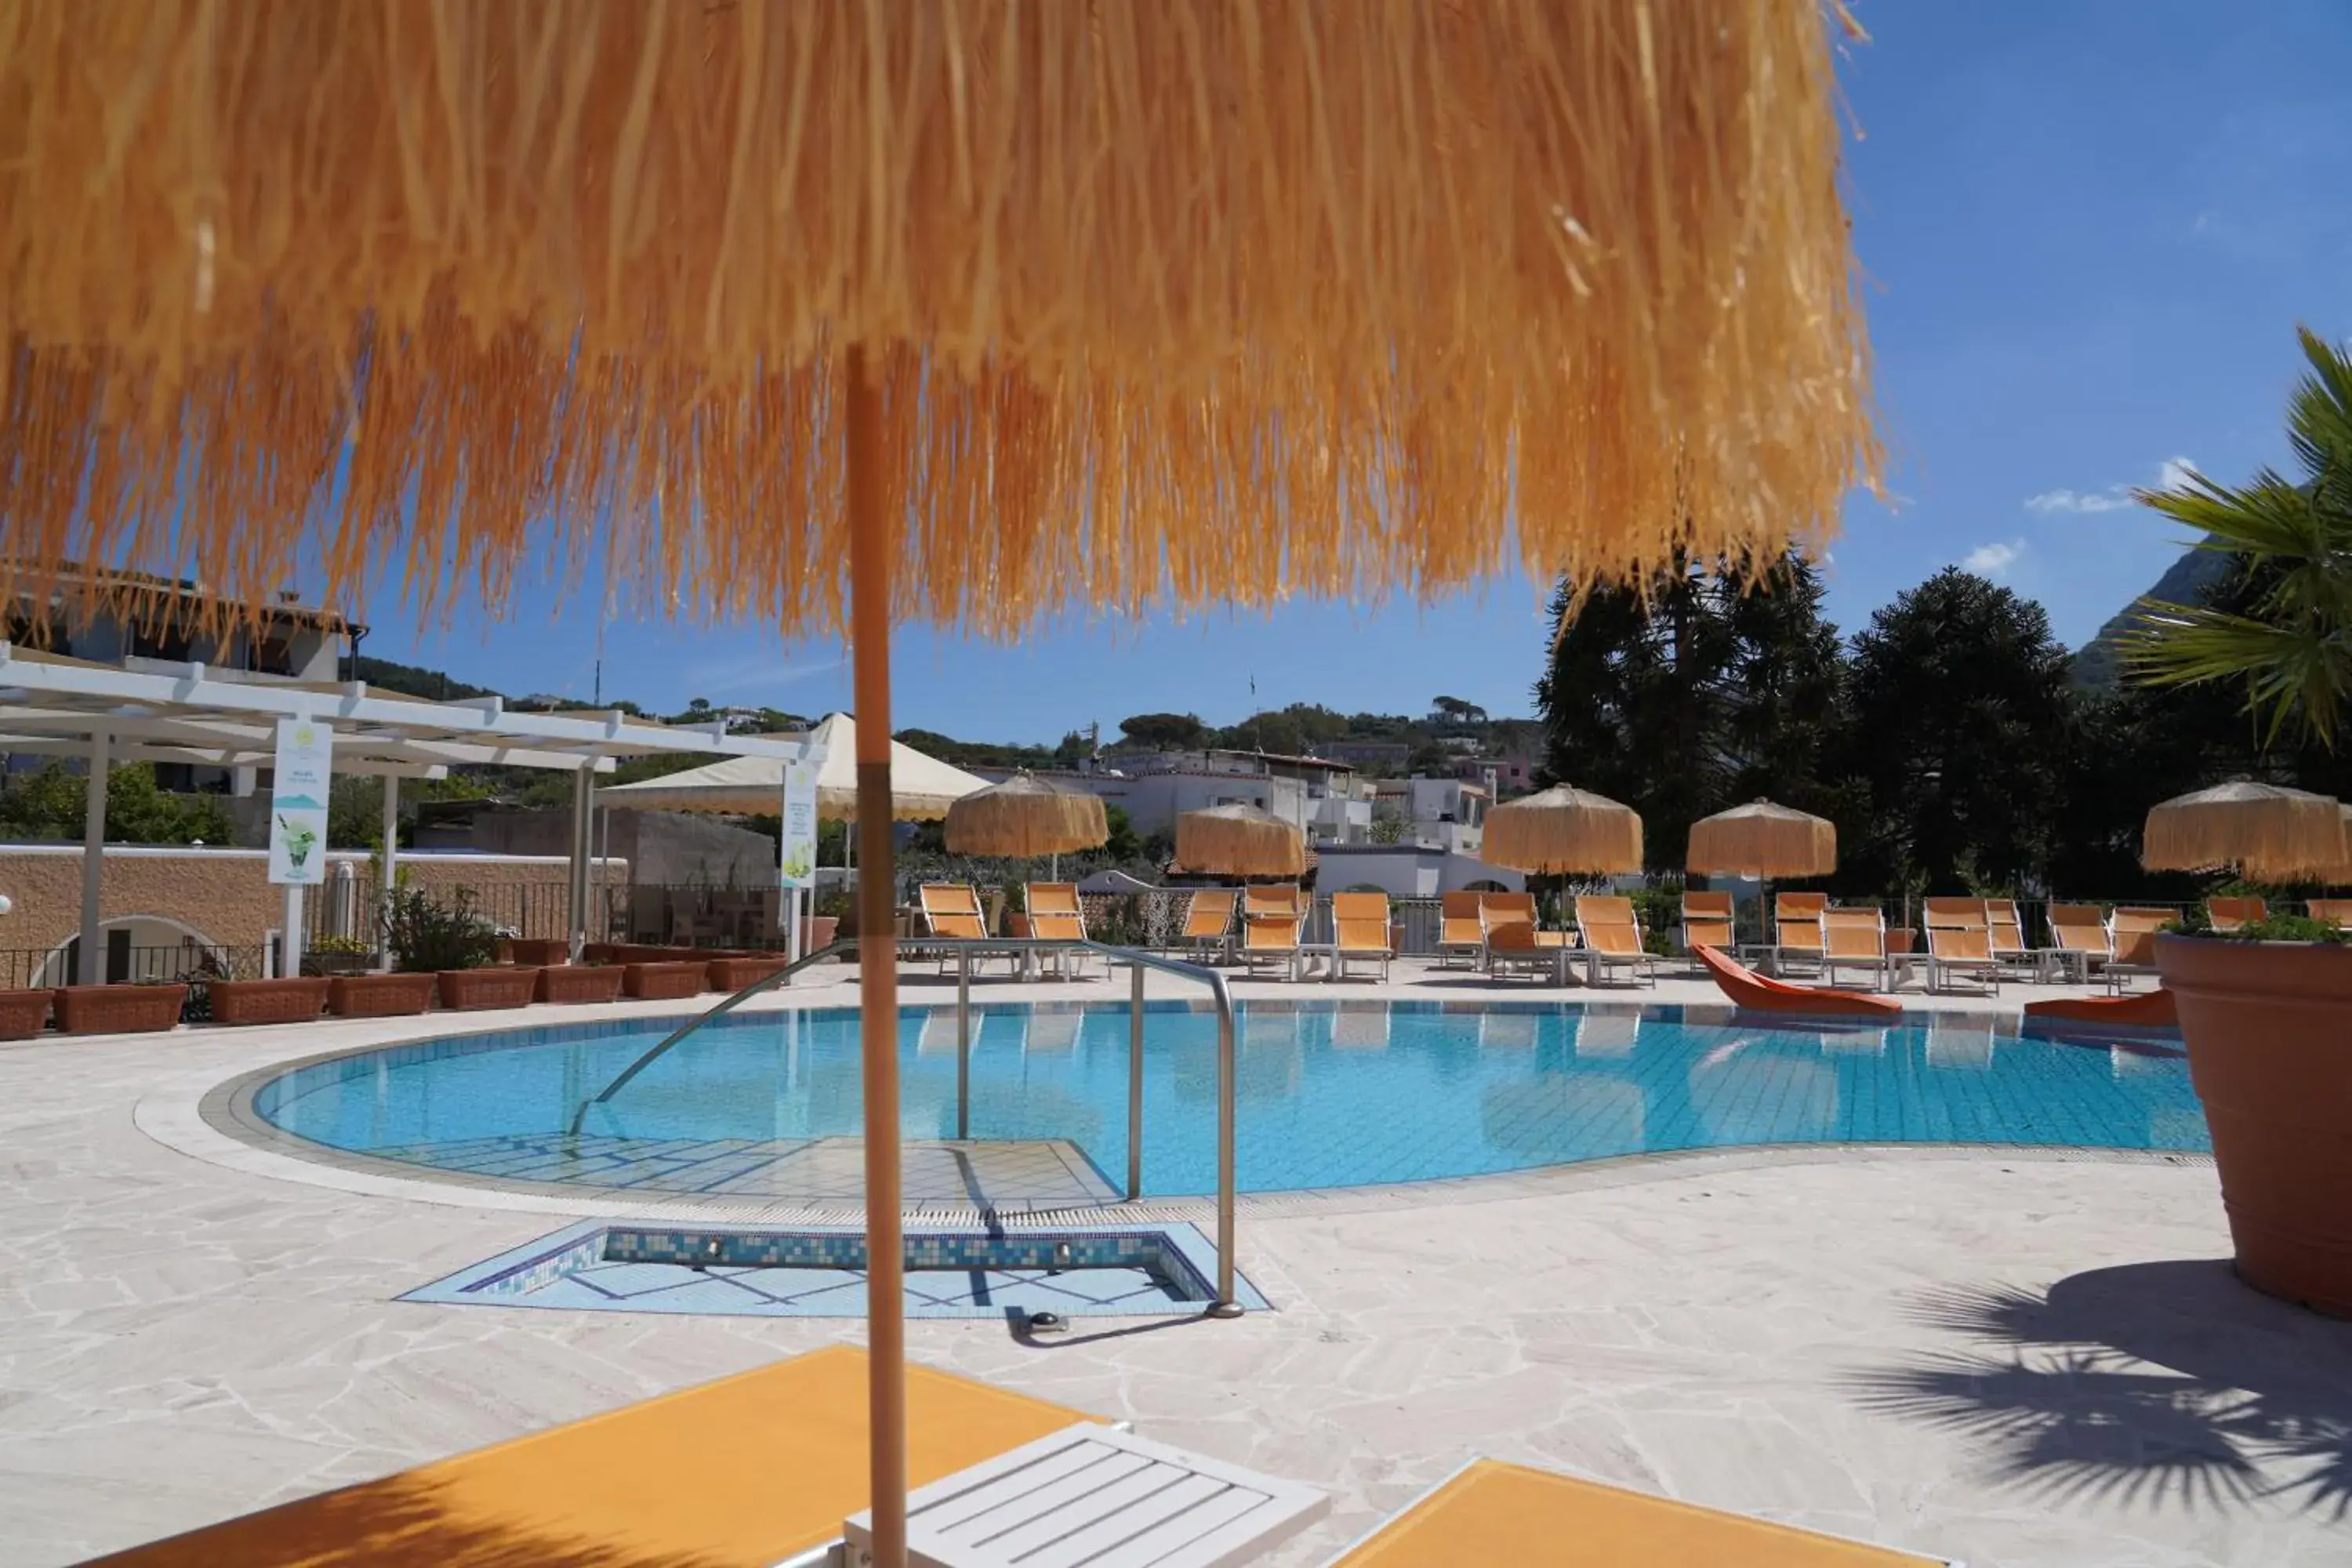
xmin=85 ymin=1345 xmax=1095 ymax=1568
xmin=1693 ymin=944 xmax=1901 ymax=1019
xmin=1327 ymin=1457 xmax=1956 ymax=1566
xmin=2022 ymin=989 xmax=2180 ymax=1028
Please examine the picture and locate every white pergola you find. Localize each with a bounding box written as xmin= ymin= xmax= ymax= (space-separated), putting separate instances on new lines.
xmin=0 ymin=643 xmax=821 ymax=981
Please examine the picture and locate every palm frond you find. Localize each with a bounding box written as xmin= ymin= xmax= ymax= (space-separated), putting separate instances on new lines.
xmin=2123 ymin=601 xmax=2352 ymax=748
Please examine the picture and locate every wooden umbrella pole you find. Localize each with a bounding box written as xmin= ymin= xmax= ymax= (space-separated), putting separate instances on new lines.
xmin=846 ymin=345 xmax=907 ymax=1568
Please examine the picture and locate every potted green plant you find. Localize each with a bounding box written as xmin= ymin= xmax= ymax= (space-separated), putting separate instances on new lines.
xmin=2128 ymin=325 xmax=2352 ymax=1316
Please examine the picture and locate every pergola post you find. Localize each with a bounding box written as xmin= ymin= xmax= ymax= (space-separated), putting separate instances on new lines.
xmin=76 ymin=729 xmax=108 ymax=985
xmin=377 ymin=775 xmax=401 ymax=971
xmin=568 ymin=764 xmax=593 ymax=960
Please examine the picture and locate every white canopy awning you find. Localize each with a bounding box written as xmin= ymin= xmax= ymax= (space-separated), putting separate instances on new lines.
xmin=599 ymin=713 xmax=984 ymax=821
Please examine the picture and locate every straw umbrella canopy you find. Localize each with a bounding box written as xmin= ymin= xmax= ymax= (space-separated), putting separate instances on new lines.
xmin=2142 ymin=782 xmax=2347 ymax=882
xmin=1175 ymin=804 xmax=1308 ymax=880
xmin=2 ymin=10 xmax=1875 ymax=1559
xmin=1483 ymin=785 xmax=1646 ymax=876
xmin=1687 ymin=799 xmax=1838 ymax=879
xmin=945 ymin=774 xmax=1109 ymax=873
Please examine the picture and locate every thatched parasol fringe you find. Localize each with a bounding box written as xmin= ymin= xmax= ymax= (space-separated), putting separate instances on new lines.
xmin=1687 ymin=798 xmax=1837 ymax=879
xmin=1483 ymin=783 xmax=1644 ymax=875
xmin=2142 ymin=782 xmax=2346 ymax=882
xmin=944 ymin=773 xmax=1109 ymax=859
xmin=1175 ymin=804 xmax=1308 ymax=879
xmin=0 ymin=1 xmax=1875 ymax=634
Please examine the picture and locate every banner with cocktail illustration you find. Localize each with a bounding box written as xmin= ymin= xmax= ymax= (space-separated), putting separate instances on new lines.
xmin=267 ymin=717 xmax=333 ymax=885
xmin=779 ymin=757 xmax=818 ymax=890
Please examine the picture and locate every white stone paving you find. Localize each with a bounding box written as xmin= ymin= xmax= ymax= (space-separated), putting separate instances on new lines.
xmin=0 ymin=960 xmax=2346 ymax=1566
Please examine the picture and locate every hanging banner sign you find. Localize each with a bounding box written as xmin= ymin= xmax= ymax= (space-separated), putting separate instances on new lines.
xmin=267 ymin=718 xmax=333 ymax=885
xmin=779 ymin=756 xmax=820 ymax=890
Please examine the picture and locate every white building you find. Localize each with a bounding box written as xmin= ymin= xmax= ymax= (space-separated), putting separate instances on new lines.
xmin=1312 ymin=843 xmax=1523 ymax=899
xmin=1373 ymin=775 xmax=1489 ymax=855
xmin=1005 ymin=748 xmax=1376 ymax=845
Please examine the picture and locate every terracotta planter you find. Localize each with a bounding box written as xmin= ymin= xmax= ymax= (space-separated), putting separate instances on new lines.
xmin=623 ymin=960 xmax=710 ymax=1000
xmin=2159 ymin=935 xmax=2352 ymax=1317
xmin=208 ymin=976 xmax=332 ymax=1026
xmin=328 ymin=972 xmax=438 ymax=1018
xmin=581 ymin=942 xmax=621 ymax=965
xmin=800 ymin=916 xmax=840 ymax=954
xmin=537 ymin=964 xmax=625 ymax=1005
xmin=1886 ymin=930 xmax=1917 ymax=956
xmin=0 ymin=989 xmax=51 ymax=1039
xmin=706 ymin=954 xmax=789 ymax=993
xmin=53 ymin=983 xmax=187 ymax=1035
xmin=503 ymin=938 xmax=571 ymax=967
xmin=436 ymin=967 xmax=540 ymax=1011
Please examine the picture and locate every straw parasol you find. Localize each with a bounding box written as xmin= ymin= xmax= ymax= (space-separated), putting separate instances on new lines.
xmin=1175 ymin=805 xmax=1308 ymax=880
xmin=2143 ymin=782 xmax=2347 ymax=882
xmin=945 ymin=773 xmax=1109 ymax=877
xmin=3 ymin=9 xmax=1876 ymax=1559
xmin=1483 ymin=785 xmax=1646 ymax=876
xmin=1687 ymin=799 xmax=1838 ymax=879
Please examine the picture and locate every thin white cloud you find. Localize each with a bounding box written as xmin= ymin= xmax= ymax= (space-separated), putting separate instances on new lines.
xmin=1962 ymin=540 xmax=2024 ymax=578
xmin=2023 ymin=456 xmax=2200 ymax=515
xmin=685 ymin=655 xmax=846 ymax=699
xmin=2024 ymin=488 xmax=2133 ymax=515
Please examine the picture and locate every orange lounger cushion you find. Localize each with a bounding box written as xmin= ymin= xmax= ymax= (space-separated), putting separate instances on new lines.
xmin=85 ymin=1345 xmax=1095 ymax=1567
xmin=1693 ymin=944 xmax=1901 ymax=1019
xmin=2024 ymin=988 xmax=2180 ymax=1028
xmin=1330 ymin=1458 xmax=1951 ymax=1566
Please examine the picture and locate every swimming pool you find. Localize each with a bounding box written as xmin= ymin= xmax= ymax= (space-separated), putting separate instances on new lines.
xmin=249 ymin=1002 xmax=2208 ymax=1199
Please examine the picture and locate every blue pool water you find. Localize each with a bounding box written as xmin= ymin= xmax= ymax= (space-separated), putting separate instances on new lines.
xmin=251 ymin=1002 xmax=2208 ymax=1197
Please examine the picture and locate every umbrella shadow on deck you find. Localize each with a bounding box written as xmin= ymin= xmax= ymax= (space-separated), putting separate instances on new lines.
xmin=1842 ymin=1260 xmax=2352 ymax=1520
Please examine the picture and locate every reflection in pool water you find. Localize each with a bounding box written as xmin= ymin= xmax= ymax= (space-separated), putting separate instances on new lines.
xmin=252 ymin=1003 xmax=2207 ymax=1198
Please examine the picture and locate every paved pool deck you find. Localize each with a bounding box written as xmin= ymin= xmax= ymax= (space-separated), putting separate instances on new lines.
xmin=2 ymin=960 xmax=2347 ymax=1566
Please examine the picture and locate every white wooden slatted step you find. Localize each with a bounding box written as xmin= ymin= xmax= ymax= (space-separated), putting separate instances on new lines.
xmin=844 ymin=1423 xmax=1329 ymax=1568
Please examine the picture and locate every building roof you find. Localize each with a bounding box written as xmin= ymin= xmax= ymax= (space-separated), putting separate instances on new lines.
xmin=8 ymin=562 xmax=367 ymax=637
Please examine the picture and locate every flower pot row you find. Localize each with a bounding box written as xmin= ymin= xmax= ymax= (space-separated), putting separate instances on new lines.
xmin=0 ymin=984 xmax=192 ymax=1038
xmin=0 ymin=949 xmax=802 ymax=1039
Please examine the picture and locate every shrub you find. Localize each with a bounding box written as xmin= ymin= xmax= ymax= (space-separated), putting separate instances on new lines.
xmin=384 ymin=886 xmax=500 ymax=972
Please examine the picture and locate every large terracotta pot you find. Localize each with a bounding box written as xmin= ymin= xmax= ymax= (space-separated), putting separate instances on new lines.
xmin=624 ymin=960 xmax=710 ymax=1000
xmin=328 ymin=972 xmax=437 ymax=1018
xmin=706 ymin=953 xmax=789 ymax=993
xmin=2159 ymin=934 xmax=2352 ymax=1316
xmin=208 ymin=976 xmax=332 ymax=1025
xmin=800 ymin=916 xmax=840 ymax=953
xmin=436 ymin=967 xmax=540 ymax=1011
xmin=53 ymin=983 xmax=187 ymax=1035
xmin=503 ymin=938 xmax=571 ymax=967
xmin=0 ymin=989 xmax=52 ymax=1039
xmin=536 ymin=964 xmax=625 ymax=1005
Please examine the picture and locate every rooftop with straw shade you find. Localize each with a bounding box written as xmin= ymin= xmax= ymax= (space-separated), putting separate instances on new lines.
xmin=2142 ymin=782 xmax=2347 ymax=882
xmin=0 ymin=1 xmax=1875 ymax=635
xmin=1483 ymin=785 xmax=1645 ymax=876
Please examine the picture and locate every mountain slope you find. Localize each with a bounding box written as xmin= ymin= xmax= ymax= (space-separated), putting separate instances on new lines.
xmin=2069 ymin=546 xmax=2235 ymax=689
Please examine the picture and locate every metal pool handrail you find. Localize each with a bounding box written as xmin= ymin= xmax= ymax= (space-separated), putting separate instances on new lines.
xmin=569 ymin=937 xmax=1245 ymax=1315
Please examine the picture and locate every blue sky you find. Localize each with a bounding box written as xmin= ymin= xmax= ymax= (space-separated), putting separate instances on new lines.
xmin=360 ymin=0 xmax=2352 ymax=743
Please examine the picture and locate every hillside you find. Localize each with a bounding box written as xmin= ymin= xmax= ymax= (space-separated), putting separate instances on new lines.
xmin=2068 ymin=546 xmax=2234 ymax=689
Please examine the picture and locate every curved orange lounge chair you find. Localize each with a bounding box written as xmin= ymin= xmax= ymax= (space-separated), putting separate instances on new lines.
xmin=1694 ymin=945 xmax=1901 ymax=1019
xmin=2023 ymin=989 xmax=2179 ymax=1028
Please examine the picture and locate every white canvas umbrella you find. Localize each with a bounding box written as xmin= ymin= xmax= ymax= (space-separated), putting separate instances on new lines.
xmin=599 ymin=713 xmax=986 ymax=821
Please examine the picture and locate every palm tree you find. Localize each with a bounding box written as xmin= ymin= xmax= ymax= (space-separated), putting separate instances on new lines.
xmin=2127 ymin=326 xmax=2352 ymax=748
